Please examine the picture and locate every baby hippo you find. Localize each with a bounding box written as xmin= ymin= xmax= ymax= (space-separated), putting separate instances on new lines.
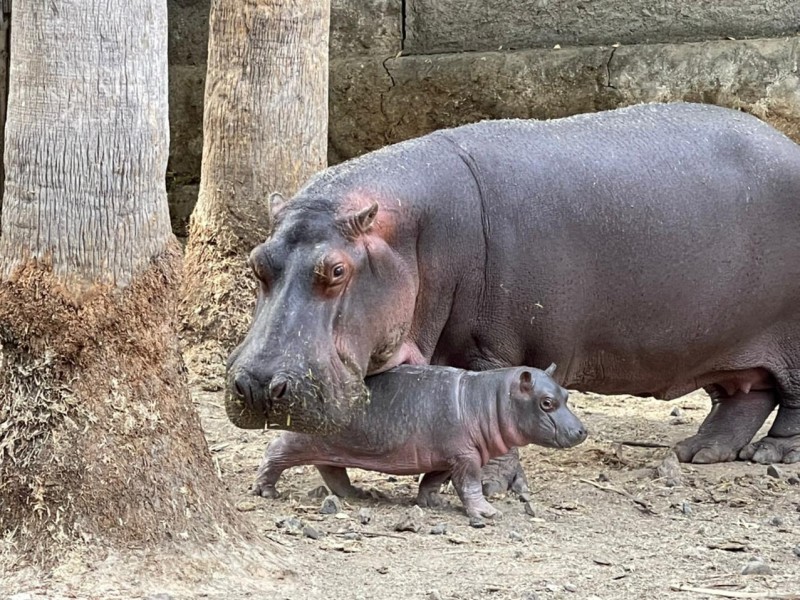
xmin=252 ymin=364 xmax=587 ymax=519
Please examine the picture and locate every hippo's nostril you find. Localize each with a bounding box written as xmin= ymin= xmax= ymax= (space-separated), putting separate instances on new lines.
xmin=233 ymin=371 xmax=251 ymax=400
xmin=269 ymin=376 xmax=288 ymax=401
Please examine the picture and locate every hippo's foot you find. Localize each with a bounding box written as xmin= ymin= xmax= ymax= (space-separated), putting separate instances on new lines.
xmin=739 ymin=434 xmax=800 ymax=464
xmin=315 ymin=465 xmax=377 ymax=499
xmin=464 ymin=498 xmax=502 ymax=520
xmin=416 ymin=470 xmax=450 ymax=508
xmin=480 ymin=447 xmax=531 ymax=499
xmin=252 ymin=481 xmax=280 ymax=499
xmin=673 ymin=390 xmax=777 ymax=464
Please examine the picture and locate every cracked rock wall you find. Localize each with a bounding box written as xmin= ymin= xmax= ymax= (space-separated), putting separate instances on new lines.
xmin=168 ymin=0 xmax=800 ymax=235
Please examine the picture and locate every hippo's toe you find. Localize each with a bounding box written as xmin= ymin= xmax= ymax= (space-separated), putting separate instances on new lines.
xmin=739 ymin=434 xmax=800 ymax=464
xmin=252 ymin=482 xmax=280 ymax=498
xmin=673 ymin=435 xmax=741 ymax=463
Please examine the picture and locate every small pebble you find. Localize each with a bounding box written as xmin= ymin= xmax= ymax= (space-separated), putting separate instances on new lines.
xmin=597 ymin=472 xmax=610 ymax=482
xmin=428 ymin=590 xmax=443 ymax=600
xmin=545 ymin=583 xmax=560 ymax=593
xmin=394 ymin=506 xmax=425 ymax=533
xmin=656 ymin=452 xmax=683 ymax=487
xmin=767 ymin=465 xmax=783 ymax=479
xmin=342 ymin=532 xmax=362 ymax=541
xmin=307 ymin=485 xmax=329 ymax=499
xmin=564 ymin=583 xmax=578 ymax=593
xmin=670 ymin=406 xmax=683 ymax=417
xmin=509 ymin=530 xmax=524 ymax=541
xmin=524 ymin=501 xmax=543 ymax=518
xmin=377 ymin=566 xmax=389 ymax=574
xmin=741 ymin=560 xmax=773 ymax=576
xmin=787 ymin=476 xmax=799 ymax=486
xmin=358 ymin=507 xmax=372 ymax=525
xmin=793 ymin=545 xmax=800 ymax=558
xmin=523 ymin=594 xmax=539 ymax=600
xmin=320 ymin=495 xmax=343 ymax=515
xmin=276 ymin=516 xmax=304 ymax=535
xmin=770 ymin=516 xmax=784 ymax=527
xmin=430 ymin=523 xmax=447 ymax=535
xmin=469 ymin=516 xmax=486 ymax=529
xmin=681 ymin=501 xmax=693 ymax=516
xmin=302 ymin=525 xmax=322 ymax=540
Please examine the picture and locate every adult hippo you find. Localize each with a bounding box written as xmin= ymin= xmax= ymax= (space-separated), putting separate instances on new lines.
xmin=227 ymin=102 xmax=800 ymax=491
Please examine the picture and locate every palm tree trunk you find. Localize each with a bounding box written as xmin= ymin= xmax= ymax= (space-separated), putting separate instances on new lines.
xmin=0 ymin=0 xmax=280 ymax=578
xmin=180 ymin=0 xmax=330 ymax=386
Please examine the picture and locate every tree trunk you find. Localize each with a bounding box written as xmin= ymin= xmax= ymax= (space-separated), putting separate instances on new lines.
xmin=0 ymin=0 xmax=279 ymax=579
xmin=180 ymin=0 xmax=330 ymax=387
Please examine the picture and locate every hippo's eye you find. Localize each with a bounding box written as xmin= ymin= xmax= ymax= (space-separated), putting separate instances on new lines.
xmin=331 ymin=264 xmax=346 ymax=281
xmin=540 ymin=398 xmax=555 ymax=412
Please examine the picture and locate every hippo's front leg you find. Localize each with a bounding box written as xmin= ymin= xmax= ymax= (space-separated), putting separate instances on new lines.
xmin=674 ymin=390 xmax=777 ymax=463
xmin=252 ymin=435 xmax=303 ymax=498
xmin=451 ymin=453 xmax=502 ymax=519
xmin=480 ymin=447 xmax=531 ymax=499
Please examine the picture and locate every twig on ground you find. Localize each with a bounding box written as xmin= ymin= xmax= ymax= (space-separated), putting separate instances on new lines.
xmin=578 ymin=478 xmax=658 ymax=515
xmin=616 ymin=440 xmax=671 ymax=449
xmin=670 ymin=584 xmax=800 ymax=599
xmin=335 ymin=531 xmax=407 ymax=540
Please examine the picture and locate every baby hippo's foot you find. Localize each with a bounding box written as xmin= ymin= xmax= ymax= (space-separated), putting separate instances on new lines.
xmin=416 ymin=489 xmax=445 ymax=508
xmin=464 ymin=498 xmax=502 ymax=520
xmin=739 ymin=434 xmax=800 ymax=464
xmin=251 ymin=480 xmax=280 ymax=499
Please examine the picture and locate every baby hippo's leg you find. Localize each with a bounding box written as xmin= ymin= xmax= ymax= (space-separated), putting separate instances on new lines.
xmin=416 ymin=471 xmax=451 ymax=508
xmin=316 ymin=465 xmax=371 ymax=499
xmin=451 ymin=453 xmax=502 ymax=519
xmin=252 ymin=434 xmax=310 ymax=498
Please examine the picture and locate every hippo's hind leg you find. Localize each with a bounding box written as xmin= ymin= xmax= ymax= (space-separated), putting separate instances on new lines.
xmin=315 ymin=465 xmax=376 ymax=499
xmin=674 ymin=387 xmax=777 ymax=464
xmin=480 ymin=447 xmax=531 ymax=500
xmin=416 ymin=470 xmax=451 ymax=508
xmin=451 ymin=453 xmax=501 ymax=519
xmin=740 ymin=368 xmax=800 ymax=464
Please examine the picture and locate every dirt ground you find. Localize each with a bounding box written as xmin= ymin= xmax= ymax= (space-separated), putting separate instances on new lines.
xmin=196 ymin=386 xmax=800 ymax=600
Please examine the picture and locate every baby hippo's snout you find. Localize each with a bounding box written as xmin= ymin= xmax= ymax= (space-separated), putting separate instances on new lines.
xmin=552 ymin=403 xmax=588 ymax=448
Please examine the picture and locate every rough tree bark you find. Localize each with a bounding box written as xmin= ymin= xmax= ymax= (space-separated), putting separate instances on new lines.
xmin=180 ymin=0 xmax=330 ymax=386
xmin=0 ymin=0 xmax=280 ymax=582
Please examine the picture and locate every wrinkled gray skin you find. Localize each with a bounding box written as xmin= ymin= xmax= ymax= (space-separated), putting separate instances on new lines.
xmin=229 ymin=103 xmax=800 ymax=497
xmin=253 ymin=365 xmax=586 ymax=519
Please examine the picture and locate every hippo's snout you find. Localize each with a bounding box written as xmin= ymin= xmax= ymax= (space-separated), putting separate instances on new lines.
xmin=556 ymin=422 xmax=588 ymax=448
xmin=551 ymin=404 xmax=588 ymax=449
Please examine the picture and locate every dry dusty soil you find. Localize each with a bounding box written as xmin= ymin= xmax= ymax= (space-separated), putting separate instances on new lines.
xmin=197 ymin=387 xmax=800 ymax=600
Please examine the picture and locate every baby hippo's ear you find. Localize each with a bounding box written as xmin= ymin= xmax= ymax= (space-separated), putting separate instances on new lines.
xmin=544 ymin=363 xmax=557 ymax=377
xmin=518 ymin=370 xmax=533 ymax=395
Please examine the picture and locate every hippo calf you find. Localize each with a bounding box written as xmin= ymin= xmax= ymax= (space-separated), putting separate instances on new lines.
xmin=253 ymin=364 xmax=586 ymax=519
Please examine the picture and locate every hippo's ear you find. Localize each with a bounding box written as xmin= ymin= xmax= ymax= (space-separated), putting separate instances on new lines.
xmin=338 ymin=201 xmax=380 ymax=239
xmin=518 ymin=370 xmax=533 ymax=395
xmin=544 ymin=363 xmax=557 ymax=377
xmin=268 ymin=192 xmax=287 ymax=216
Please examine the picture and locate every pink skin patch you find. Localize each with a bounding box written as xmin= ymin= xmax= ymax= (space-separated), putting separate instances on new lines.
xmin=370 ymin=341 xmax=428 ymax=374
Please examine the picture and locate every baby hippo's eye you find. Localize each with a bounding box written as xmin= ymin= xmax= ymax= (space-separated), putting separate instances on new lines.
xmin=332 ymin=264 xmax=346 ymax=279
xmin=540 ymin=397 xmax=555 ymax=412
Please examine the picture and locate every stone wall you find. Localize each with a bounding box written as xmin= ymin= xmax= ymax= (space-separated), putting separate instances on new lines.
xmin=167 ymin=1 xmax=800 ymax=236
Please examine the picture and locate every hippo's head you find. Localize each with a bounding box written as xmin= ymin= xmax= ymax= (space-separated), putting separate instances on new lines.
xmin=226 ymin=191 xmax=419 ymax=432
xmin=507 ymin=364 xmax=587 ymax=449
